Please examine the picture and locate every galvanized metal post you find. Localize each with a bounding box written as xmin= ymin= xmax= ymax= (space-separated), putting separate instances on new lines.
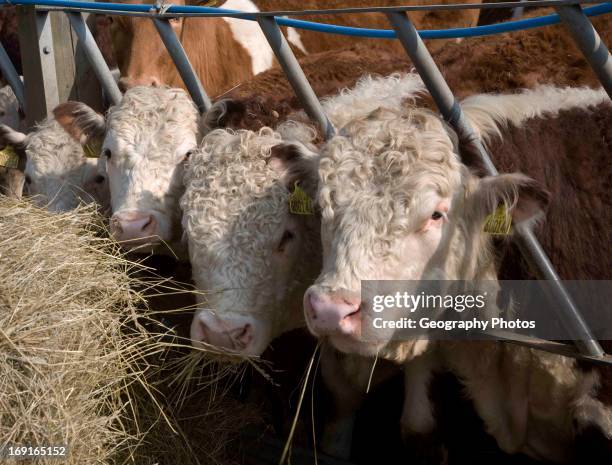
xmin=386 ymin=10 xmax=604 ymax=357
xmin=153 ymin=18 xmax=211 ymax=113
xmin=0 ymin=42 xmax=25 ymax=112
xmin=66 ymin=12 xmax=122 ymax=106
xmin=258 ymin=16 xmax=335 ymax=140
xmin=555 ymin=4 xmax=612 ymax=99
xmin=16 ymin=6 xmax=59 ymax=126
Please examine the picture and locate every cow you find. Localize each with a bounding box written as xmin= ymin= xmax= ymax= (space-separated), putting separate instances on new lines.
xmin=301 ymin=79 xmax=612 ymax=462
xmin=108 ymin=0 xmax=482 ymax=97
xmin=55 ymin=86 xmax=200 ymax=253
xmin=0 ymin=103 xmax=110 ymax=212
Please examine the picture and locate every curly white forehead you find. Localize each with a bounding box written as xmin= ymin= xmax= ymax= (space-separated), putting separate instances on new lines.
xmin=26 ymin=119 xmax=85 ymax=174
xmin=318 ymin=106 xmax=464 ymax=229
xmin=106 ymin=86 xmax=199 ymax=152
xmin=181 ymin=127 xmax=296 ymax=249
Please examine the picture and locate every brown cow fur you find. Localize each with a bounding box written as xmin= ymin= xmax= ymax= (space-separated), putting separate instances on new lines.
xmin=217 ymin=13 xmax=611 ymax=131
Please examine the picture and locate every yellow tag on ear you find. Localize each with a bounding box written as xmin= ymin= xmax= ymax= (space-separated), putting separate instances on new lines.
xmin=484 ymin=204 xmax=512 ymax=235
xmin=198 ymin=0 xmax=218 ymax=5
xmin=83 ymin=140 xmax=102 ymax=158
xmin=0 ymin=145 xmax=20 ymax=169
xmin=288 ymin=182 xmax=314 ymax=215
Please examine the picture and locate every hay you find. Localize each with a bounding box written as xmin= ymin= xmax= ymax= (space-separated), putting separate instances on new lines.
xmin=0 ymin=197 xmax=156 ymax=464
xmin=0 ymin=197 xmax=264 ymax=465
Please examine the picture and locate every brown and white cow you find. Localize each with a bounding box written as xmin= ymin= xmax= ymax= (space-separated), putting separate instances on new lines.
xmin=109 ymin=0 xmax=482 ymax=97
xmin=302 ymin=80 xmax=612 ymax=462
xmin=0 ymin=103 xmax=110 ymax=212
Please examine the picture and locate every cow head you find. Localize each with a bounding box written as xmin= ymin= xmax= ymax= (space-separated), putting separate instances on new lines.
xmin=0 ymin=104 xmax=110 ymax=212
xmin=105 ymin=86 xmax=199 ymax=252
xmin=304 ymin=106 xmax=548 ymax=360
xmin=181 ymin=124 xmax=321 ymax=356
xmin=108 ymin=0 xmax=187 ymax=90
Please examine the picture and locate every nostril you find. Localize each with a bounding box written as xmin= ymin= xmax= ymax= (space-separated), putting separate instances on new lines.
xmin=233 ymin=324 xmax=252 ymax=347
xmin=150 ymin=77 xmax=161 ymax=87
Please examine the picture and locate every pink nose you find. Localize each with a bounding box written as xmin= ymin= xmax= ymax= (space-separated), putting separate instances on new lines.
xmin=305 ymin=290 xmax=361 ymax=336
xmin=190 ymin=314 xmax=254 ymax=353
xmin=110 ymin=211 xmax=158 ymax=244
xmin=118 ymin=76 xmax=161 ymax=92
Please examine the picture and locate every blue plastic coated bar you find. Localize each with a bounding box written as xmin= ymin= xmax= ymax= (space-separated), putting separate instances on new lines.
xmin=0 ymin=0 xmax=610 ymax=40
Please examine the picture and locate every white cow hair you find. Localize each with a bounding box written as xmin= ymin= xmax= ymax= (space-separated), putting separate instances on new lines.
xmin=463 ymin=85 xmax=610 ymax=143
xmin=181 ymin=126 xmax=320 ymax=337
xmin=221 ymin=0 xmax=275 ymax=75
xmin=18 ymin=118 xmax=106 ymax=211
xmin=102 ymin=85 xmax=199 ymax=243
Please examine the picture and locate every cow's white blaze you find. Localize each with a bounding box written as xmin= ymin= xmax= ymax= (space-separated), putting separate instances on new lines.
xmin=221 ymin=0 xmax=275 ymax=75
xmin=100 ymin=86 xmax=199 ymax=252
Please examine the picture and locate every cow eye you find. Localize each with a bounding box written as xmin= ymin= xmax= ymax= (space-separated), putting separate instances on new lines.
xmin=94 ymin=175 xmax=105 ymax=184
xmin=431 ymin=211 xmax=444 ymax=220
xmin=25 ymin=175 xmax=32 ymax=184
xmin=184 ymin=150 xmax=194 ymax=161
xmin=277 ymin=229 xmax=295 ymax=252
xmin=103 ymin=148 xmax=111 ymax=159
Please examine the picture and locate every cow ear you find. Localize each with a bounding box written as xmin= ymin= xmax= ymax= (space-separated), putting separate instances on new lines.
xmin=53 ymin=101 xmax=106 ymax=145
xmin=268 ymin=141 xmax=319 ymax=197
xmin=0 ymin=123 xmax=26 ymax=146
xmin=202 ymin=99 xmax=246 ymax=131
xmin=468 ymin=173 xmax=550 ymax=228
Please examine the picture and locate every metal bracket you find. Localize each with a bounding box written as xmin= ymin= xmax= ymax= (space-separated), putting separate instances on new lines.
xmin=66 ymin=12 xmax=122 ymax=106
xmin=153 ymin=17 xmax=211 ymax=113
xmin=555 ymin=4 xmax=612 ymax=99
xmin=258 ymin=16 xmax=335 ymax=140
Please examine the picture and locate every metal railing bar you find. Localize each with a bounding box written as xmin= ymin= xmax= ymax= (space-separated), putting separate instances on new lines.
xmin=152 ymin=18 xmax=211 ymax=113
xmin=65 ymin=12 xmax=122 ymax=106
xmin=19 ymin=3 xmax=612 ymax=41
xmin=0 ymin=0 xmax=602 ymax=17
xmin=0 ymin=42 xmax=26 ymax=111
xmin=258 ymin=16 xmax=335 ymax=140
xmin=386 ymin=10 xmax=605 ymax=358
xmin=472 ymin=329 xmax=612 ymax=365
xmin=556 ymin=4 xmax=612 ymax=99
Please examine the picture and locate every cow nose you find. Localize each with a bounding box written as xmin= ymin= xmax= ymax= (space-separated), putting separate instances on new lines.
xmin=305 ymin=290 xmax=361 ymax=336
xmin=190 ymin=312 xmax=255 ymax=353
xmin=110 ymin=211 xmax=158 ymax=244
xmin=118 ymin=76 xmax=161 ymax=91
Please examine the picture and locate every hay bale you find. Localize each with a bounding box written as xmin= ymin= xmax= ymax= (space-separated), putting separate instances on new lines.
xmin=0 ymin=196 xmax=265 ymax=465
xmin=0 ymin=197 xmax=154 ymax=464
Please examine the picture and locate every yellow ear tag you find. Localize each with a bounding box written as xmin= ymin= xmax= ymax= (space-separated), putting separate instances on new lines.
xmin=83 ymin=140 xmax=102 ymax=158
xmin=484 ymin=204 xmax=512 ymax=235
xmin=0 ymin=145 xmax=20 ymax=169
xmin=288 ymin=182 xmax=314 ymax=215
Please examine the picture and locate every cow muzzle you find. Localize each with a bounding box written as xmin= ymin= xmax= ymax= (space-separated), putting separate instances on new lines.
xmin=110 ymin=209 xmax=159 ymax=248
xmin=190 ymin=310 xmax=268 ymax=356
xmin=304 ymin=287 xmax=362 ymax=337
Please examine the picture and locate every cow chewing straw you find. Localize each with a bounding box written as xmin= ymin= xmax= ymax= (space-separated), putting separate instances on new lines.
xmin=0 ymin=197 xmax=263 ymax=465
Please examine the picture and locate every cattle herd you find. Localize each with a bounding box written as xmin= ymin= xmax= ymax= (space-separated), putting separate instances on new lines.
xmin=1 ymin=1 xmax=611 ymax=463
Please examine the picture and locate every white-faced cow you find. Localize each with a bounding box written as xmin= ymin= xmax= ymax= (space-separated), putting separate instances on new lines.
xmin=0 ymin=103 xmax=110 ymax=212
xmin=57 ymin=86 xmax=200 ymax=253
xmin=303 ymin=79 xmax=612 ymax=462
